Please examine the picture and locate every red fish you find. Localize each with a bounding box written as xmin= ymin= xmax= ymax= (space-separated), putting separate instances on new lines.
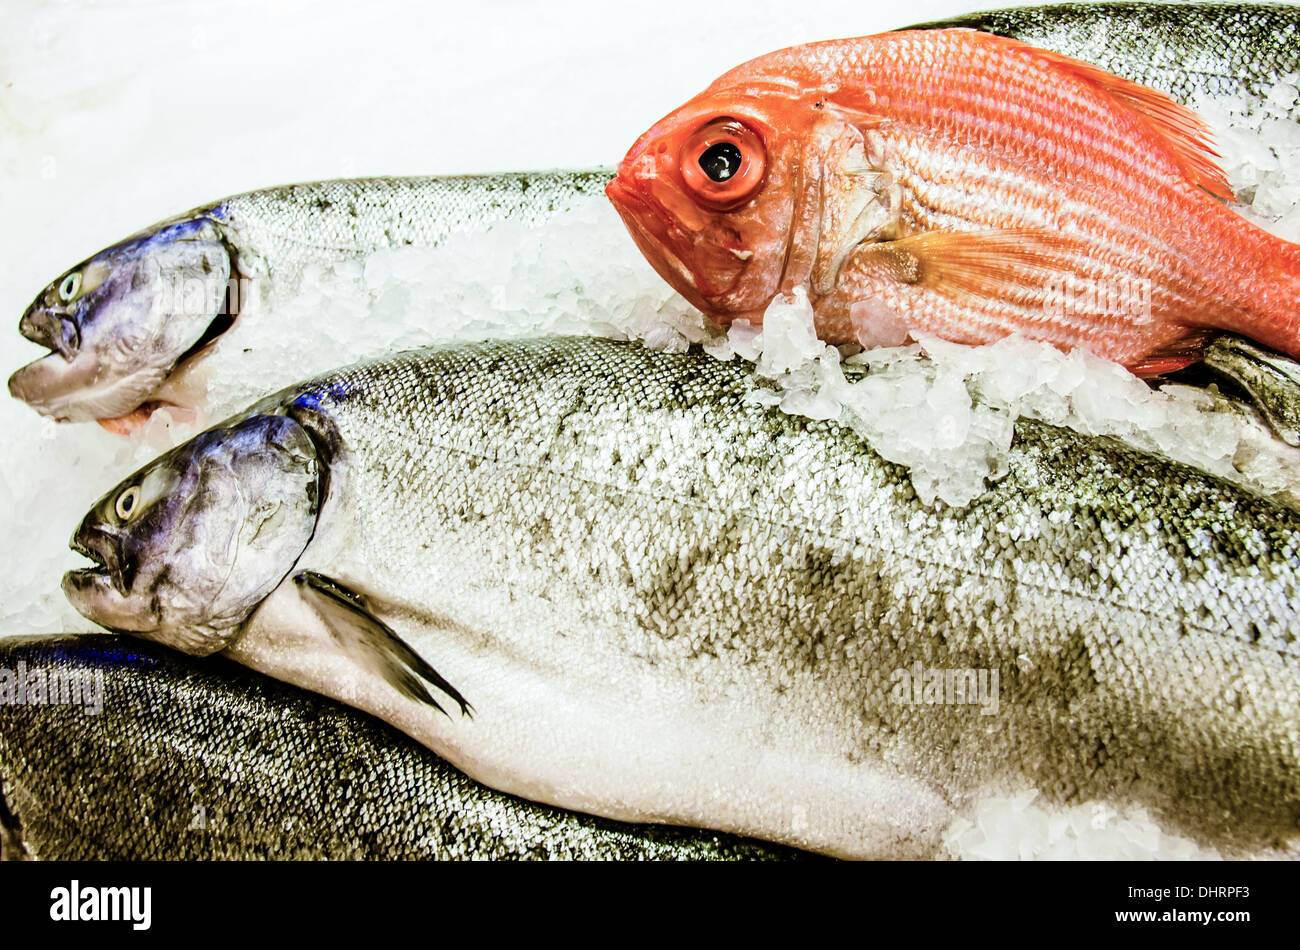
xmin=606 ymin=29 xmax=1300 ymax=375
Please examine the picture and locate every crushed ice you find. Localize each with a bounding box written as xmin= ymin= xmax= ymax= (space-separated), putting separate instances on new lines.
xmin=1191 ymin=72 xmax=1300 ymax=241
xmin=942 ymin=788 xmax=1220 ymax=860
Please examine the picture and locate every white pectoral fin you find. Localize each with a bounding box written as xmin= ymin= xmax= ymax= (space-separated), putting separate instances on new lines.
xmin=227 ymin=572 xmax=472 ymax=721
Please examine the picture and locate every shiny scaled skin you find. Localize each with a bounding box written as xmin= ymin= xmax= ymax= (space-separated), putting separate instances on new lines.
xmin=608 ymin=25 xmax=1300 ymax=372
xmin=69 ymin=338 xmax=1300 ymax=857
xmin=0 ymin=636 xmax=798 ymax=860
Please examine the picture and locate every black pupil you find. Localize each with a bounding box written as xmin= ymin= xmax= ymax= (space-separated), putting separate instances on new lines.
xmin=699 ymin=142 xmax=743 ymax=183
xmin=121 ymin=493 xmax=133 ymax=512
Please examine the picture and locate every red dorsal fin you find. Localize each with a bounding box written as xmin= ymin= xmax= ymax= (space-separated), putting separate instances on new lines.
xmin=1027 ymin=45 xmax=1236 ymax=202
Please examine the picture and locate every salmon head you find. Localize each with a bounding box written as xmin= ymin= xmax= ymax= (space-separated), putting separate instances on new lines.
xmin=606 ymin=53 xmax=901 ymax=325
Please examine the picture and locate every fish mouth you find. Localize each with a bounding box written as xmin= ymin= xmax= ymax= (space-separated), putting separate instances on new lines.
xmin=606 ymin=178 xmax=718 ymax=315
xmin=18 ymin=305 xmax=79 ymax=361
xmin=8 ymin=350 xmax=168 ymax=424
xmin=66 ymin=523 xmax=128 ymax=597
xmin=62 ymin=523 xmax=158 ymax=635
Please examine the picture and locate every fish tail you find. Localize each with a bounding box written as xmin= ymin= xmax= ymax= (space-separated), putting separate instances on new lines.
xmin=1181 ymin=213 xmax=1300 ymax=361
xmin=1228 ymin=237 xmax=1300 ymax=360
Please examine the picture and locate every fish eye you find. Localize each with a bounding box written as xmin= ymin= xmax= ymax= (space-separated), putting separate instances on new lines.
xmin=58 ymin=272 xmax=81 ymax=302
xmin=114 ymin=485 xmax=142 ymax=521
xmin=680 ymin=118 xmax=766 ymax=211
xmin=699 ymin=142 xmax=743 ymax=182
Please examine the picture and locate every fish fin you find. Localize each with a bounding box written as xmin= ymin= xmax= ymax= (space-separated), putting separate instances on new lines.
xmin=857 ymin=228 xmax=1085 ymax=300
xmin=1028 ymin=46 xmax=1236 ymax=202
xmin=1128 ymin=331 xmax=1216 ymax=377
xmin=293 ymin=571 xmax=473 ymax=719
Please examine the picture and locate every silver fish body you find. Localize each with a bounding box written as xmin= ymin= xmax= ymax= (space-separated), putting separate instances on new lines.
xmin=9 ymin=170 xmax=610 ymax=425
xmin=0 ymin=635 xmax=795 ymax=860
xmin=65 ymin=337 xmax=1300 ymax=859
xmin=912 ymin=2 xmax=1300 ymax=127
xmin=206 ymin=171 xmax=613 ymax=272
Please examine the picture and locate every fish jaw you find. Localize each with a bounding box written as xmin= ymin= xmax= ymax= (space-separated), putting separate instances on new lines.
xmin=605 ymin=176 xmax=716 ymax=314
xmin=9 ymin=349 xmax=171 ymax=424
xmin=605 ymin=164 xmax=759 ymax=315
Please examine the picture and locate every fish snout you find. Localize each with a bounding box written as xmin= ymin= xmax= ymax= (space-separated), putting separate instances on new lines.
xmin=62 ymin=527 xmax=159 ymax=636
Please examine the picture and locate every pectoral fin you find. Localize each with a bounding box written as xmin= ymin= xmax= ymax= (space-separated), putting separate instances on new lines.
xmin=294 ymin=571 xmax=472 ymax=718
xmin=853 ymin=228 xmax=1086 ymax=300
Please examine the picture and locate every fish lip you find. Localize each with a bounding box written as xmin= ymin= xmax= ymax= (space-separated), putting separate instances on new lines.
xmin=605 ymin=175 xmax=658 ymax=233
xmin=607 ymin=178 xmax=717 ymax=314
xmin=7 ymin=352 xmax=96 ymax=422
xmin=18 ymin=304 xmax=79 ymax=362
xmin=7 ymin=354 xmax=77 ymax=420
xmin=8 ymin=343 xmax=171 ymax=424
xmin=68 ymin=523 xmax=128 ymax=596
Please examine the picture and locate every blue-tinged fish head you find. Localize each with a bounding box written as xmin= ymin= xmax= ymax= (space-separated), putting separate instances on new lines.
xmin=8 ymin=214 xmax=237 ymax=426
xmin=63 ymin=413 xmax=322 ymax=656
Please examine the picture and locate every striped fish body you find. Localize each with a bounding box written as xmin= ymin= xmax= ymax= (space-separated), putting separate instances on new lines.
xmin=608 ymin=28 xmax=1300 ymax=374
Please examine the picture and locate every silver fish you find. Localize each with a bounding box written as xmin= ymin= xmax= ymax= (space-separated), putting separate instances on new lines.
xmin=62 ymin=336 xmax=1300 ymax=859
xmin=0 ymin=635 xmax=795 ymax=860
xmin=8 ymin=170 xmax=610 ymax=427
xmin=911 ymin=2 xmax=1300 ymax=129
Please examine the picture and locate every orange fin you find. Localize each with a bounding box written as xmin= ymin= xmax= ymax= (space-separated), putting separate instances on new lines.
xmin=1128 ymin=330 xmax=1216 ymax=377
xmin=1027 ymin=45 xmax=1235 ymax=202
xmin=856 ymin=228 xmax=1087 ymax=300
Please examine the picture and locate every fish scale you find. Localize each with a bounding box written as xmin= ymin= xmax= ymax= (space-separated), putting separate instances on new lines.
xmin=116 ymin=337 xmax=1297 ymax=858
xmin=217 ymin=170 xmax=613 ymax=272
xmin=0 ymin=636 xmax=797 ymax=860
xmin=804 ymin=32 xmax=1282 ymax=338
xmin=914 ymin=2 xmax=1300 ymax=128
